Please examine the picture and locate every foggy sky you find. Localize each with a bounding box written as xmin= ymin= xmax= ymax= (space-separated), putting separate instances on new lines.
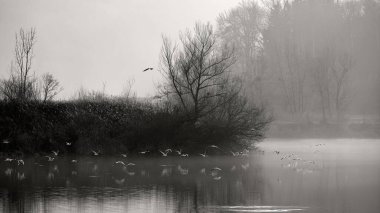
xmin=0 ymin=0 xmax=241 ymax=99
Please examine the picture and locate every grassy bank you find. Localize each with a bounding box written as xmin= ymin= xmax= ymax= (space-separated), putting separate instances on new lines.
xmin=0 ymin=100 xmax=266 ymax=156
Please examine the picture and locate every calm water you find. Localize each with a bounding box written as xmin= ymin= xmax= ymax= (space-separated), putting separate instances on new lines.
xmin=1 ymin=139 xmax=380 ymax=213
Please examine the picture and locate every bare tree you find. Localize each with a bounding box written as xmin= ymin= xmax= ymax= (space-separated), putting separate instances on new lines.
xmin=217 ymin=1 xmax=266 ymax=104
xmin=121 ymin=78 xmax=136 ymax=99
xmin=0 ymin=28 xmax=38 ymax=101
xmin=41 ymin=73 xmax=62 ymax=102
xmin=159 ymin=23 xmax=235 ymax=122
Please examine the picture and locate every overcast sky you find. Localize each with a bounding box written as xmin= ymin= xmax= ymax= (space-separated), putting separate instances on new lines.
xmin=0 ymin=0 xmax=241 ymax=99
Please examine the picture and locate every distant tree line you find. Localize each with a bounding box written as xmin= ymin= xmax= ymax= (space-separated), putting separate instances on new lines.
xmin=217 ymin=0 xmax=380 ymax=123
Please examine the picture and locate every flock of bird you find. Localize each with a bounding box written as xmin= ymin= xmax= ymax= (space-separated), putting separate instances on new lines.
xmin=271 ymin=143 xmax=326 ymax=177
xmin=1 ymin=139 xmax=254 ymax=184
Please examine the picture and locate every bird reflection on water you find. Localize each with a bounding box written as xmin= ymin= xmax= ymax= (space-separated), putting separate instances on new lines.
xmin=0 ymin=139 xmax=379 ymax=213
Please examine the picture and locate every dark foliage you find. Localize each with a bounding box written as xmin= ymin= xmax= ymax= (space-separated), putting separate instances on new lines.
xmin=0 ymin=99 xmax=269 ymax=156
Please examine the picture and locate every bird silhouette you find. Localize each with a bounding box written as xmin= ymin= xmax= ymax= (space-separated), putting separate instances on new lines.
xmin=143 ymin=67 xmax=154 ymax=72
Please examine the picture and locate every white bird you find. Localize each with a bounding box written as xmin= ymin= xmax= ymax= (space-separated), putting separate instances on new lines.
xmin=139 ymin=150 xmax=150 ymax=155
xmin=121 ymin=153 xmax=127 ymax=158
xmin=4 ymin=158 xmax=14 ymax=162
xmin=174 ymin=149 xmax=182 ymax=155
xmin=45 ymin=156 xmax=55 ymax=162
xmin=230 ymin=151 xmax=239 ymax=156
xmin=91 ymin=150 xmax=100 ymax=156
xmin=52 ymin=150 xmax=59 ymax=156
xmin=65 ymin=142 xmax=71 ymax=146
xmin=115 ymin=161 xmax=126 ymax=166
xmin=213 ymin=176 xmax=222 ymax=180
xmin=2 ymin=139 xmax=10 ymax=144
xmin=159 ymin=149 xmax=171 ymax=157
xmin=181 ymin=153 xmax=189 ymax=157
xmin=71 ymin=159 xmax=78 ymax=163
xmin=17 ymin=159 xmax=24 ymax=166
xmin=199 ymin=148 xmax=208 ymax=157
xmin=212 ymin=167 xmax=222 ymax=171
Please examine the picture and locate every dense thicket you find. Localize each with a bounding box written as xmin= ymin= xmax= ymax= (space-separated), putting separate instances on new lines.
xmin=0 ymin=99 xmax=268 ymax=155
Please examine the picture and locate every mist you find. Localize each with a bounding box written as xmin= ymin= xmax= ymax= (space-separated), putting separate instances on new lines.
xmin=0 ymin=1 xmax=379 ymax=213
xmin=217 ymin=0 xmax=380 ymax=135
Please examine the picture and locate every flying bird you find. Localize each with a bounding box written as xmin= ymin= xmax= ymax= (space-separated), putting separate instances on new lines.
xmin=143 ymin=67 xmax=154 ymax=72
xmin=52 ymin=150 xmax=59 ymax=156
xmin=17 ymin=159 xmax=24 ymax=166
xmin=91 ymin=150 xmax=100 ymax=156
xmin=159 ymin=149 xmax=171 ymax=157
xmin=115 ymin=161 xmax=126 ymax=166
xmin=44 ymin=156 xmax=55 ymax=162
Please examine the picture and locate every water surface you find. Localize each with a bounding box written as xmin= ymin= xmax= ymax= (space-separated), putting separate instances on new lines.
xmin=1 ymin=139 xmax=379 ymax=212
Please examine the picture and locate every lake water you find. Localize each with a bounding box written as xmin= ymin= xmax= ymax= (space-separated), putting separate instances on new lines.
xmin=0 ymin=139 xmax=379 ymax=213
